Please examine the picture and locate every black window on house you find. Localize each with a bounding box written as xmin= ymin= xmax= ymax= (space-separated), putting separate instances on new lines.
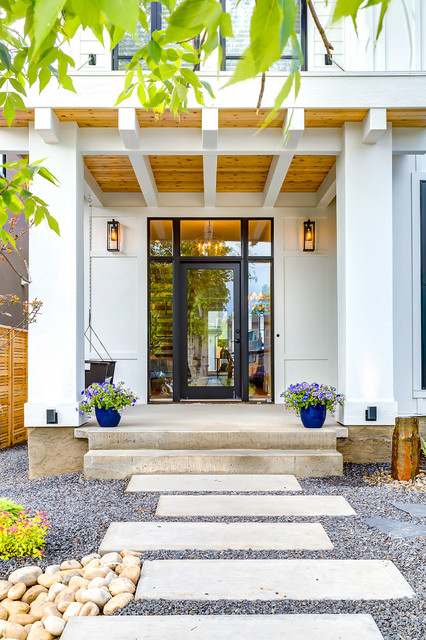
xmin=421 ymin=181 xmax=426 ymax=388
xmin=112 ymin=0 xmax=307 ymax=71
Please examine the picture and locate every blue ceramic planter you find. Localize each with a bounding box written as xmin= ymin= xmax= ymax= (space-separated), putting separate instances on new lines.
xmin=300 ymin=404 xmax=327 ymax=429
xmin=95 ymin=407 xmax=121 ymax=428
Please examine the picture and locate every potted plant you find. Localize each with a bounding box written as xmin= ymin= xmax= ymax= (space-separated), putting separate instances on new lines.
xmin=281 ymin=382 xmax=344 ymax=429
xmin=79 ymin=381 xmax=138 ymax=427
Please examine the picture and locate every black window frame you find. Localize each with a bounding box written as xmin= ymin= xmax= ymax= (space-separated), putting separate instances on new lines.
xmin=219 ymin=0 xmax=307 ymax=72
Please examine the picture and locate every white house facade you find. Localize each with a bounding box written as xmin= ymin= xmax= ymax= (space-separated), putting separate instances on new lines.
xmin=2 ymin=0 xmax=426 ymax=477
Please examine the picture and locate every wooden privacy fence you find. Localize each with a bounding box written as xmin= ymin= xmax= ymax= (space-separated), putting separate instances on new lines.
xmin=0 ymin=325 xmax=28 ymax=449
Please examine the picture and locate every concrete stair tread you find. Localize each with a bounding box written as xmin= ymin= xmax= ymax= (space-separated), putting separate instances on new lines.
xmin=61 ymin=614 xmax=384 ymax=640
xmin=98 ymin=521 xmax=333 ymax=553
xmin=155 ymin=494 xmax=356 ymax=517
xmin=87 ymin=448 xmax=342 ymax=456
xmin=136 ymin=559 xmax=415 ymax=601
xmin=126 ymin=473 xmax=302 ymax=492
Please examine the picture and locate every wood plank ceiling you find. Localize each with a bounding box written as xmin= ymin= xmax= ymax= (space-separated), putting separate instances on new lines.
xmin=217 ymin=155 xmax=273 ymax=191
xmin=281 ymin=155 xmax=336 ymax=192
xmin=84 ymin=155 xmax=139 ymax=192
xmin=150 ymin=155 xmax=204 ymax=192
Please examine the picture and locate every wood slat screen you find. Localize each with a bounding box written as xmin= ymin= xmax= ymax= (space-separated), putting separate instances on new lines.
xmin=0 ymin=326 xmax=28 ymax=449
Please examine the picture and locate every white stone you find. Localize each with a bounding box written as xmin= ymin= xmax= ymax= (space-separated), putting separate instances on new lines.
xmin=99 ymin=553 xmax=121 ymax=565
xmin=0 ymin=620 xmax=6 ymax=636
xmin=102 ymin=571 xmax=116 ymax=587
xmin=80 ymin=554 xmax=100 ymax=567
xmin=8 ymin=567 xmax=43 ymax=587
xmin=136 ymin=559 xmax=415 ymax=601
xmin=59 ymin=614 xmax=385 ymax=640
xmin=99 ymin=522 xmax=333 ymax=552
xmin=62 ymin=602 xmax=83 ymax=622
xmin=126 ymin=474 xmax=302 ymax=493
xmin=44 ymin=566 xmax=61 ymax=576
xmin=48 ymin=584 xmax=67 ymax=602
xmin=80 ymin=588 xmax=111 ymax=610
xmin=87 ymin=578 xmax=107 ymax=590
xmin=108 ymin=579 xmax=135 ymax=597
xmin=155 ymin=495 xmax=356 ymax=517
xmin=43 ymin=615 xmax=66 ymax=636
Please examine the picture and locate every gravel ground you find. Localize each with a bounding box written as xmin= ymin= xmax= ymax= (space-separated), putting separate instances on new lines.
xmin=0 ymin=442 xmax=425 ymax=640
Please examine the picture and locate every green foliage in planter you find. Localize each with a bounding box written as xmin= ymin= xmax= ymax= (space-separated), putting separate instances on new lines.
xmin=0 ymin=497 xmax=25 ymax=521
xmin=0 ymin=508 xmax=50 ymax=560
xmin=421 ymin=437 xmax=426 ymax=456
xmin=79 ymin=381 xmax=138 ymax=416
xmin=281 ymin=382 xmax=345 ymax=415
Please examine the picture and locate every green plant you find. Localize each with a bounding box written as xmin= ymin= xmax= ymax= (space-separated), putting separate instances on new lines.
xmin=79 ymin=381 xmax=138 ymax=416
xmin=281 ymin=382 xmax=345 ymax=415
xmin=0 ymin=497 xmax=24 ymax=521
xmin=0 ymin=509 xmax=49 ymax=560
xmin=421 ymin=438 xmax=426 ymax=456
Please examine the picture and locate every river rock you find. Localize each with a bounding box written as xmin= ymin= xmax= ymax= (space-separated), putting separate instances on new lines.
xmin=8 ymin=568 xmax=42 ymax=588
xmin=27 ymin=628 xmax=55 ymax=640
xmin=37 ymin=575 xmax=61 ymax=590
xmin=74 ymin=588 xmax=86 ymax=604
xmin=47 ymin=584 xmax=66 ymax=603
xmin=3 ymin=621 xmax=28 ymax=639
xmin=82 ymin=567 xmax=109 ymax=581
xmin=120 ymin=550 xmax=141 ymax=558
xmin=87 ymin=578 xmax=107 ymax=590
xmin=79 ymin=602 xmax=99 ymax=617
xmin=68 ymin=577 xmax=89 ymax=590
xmin=122 ymin=555 xmax=141 ymax=567
xmin=62 ymin=602 xmax=82 ymax=623
xmin=43 ymin=616 xmax=66 ymax=637
xmin=22 ymin=586 xmax=48 ymax=606
xmin=2 ymin=599 xmax=30 ymax=617
xmin=55 ymin=586 xmax=78 ymax=613
xmin=81 ymin=559 xmax=100 ymax=571
xmin=100 ymin=553 xmax=121 ymax=566
xmin=80 ymin=588 xmax=111 ymax=610
xmin=0 ymin=581 xmax=13 ymax=600
xmin=44 ymin=566 xmax=61 ymax=576
xmin=40 ymin=604 xmax=61 ymax=620
xmin=0 ymin=620 xmax=6 ymax=635
xmin=29 ymin=600 xmax=52 ymax=621
xmin=8 ymin=583 xmax=27 ymax=601
xmin=8 ymin=613 xmax=38 ymax=626
xmin=0 ymin=604 xmax=7 ymax=620
xmin=61 ymin=573 xmax=81 ymax=586
xmin=119 ymin=566 xmax=140 ymax=585
xmin=60 ymin=560 xmax=82 ymax=571
xmin=81 ymin=554 xmax=100 ymax=567
xmin=103 ymin=571 xmax=116 ymax=587
xmin=108 ymin=578 xmax=136 ymax=597
xmin=103 ymin=592 xmax=133 ymax=616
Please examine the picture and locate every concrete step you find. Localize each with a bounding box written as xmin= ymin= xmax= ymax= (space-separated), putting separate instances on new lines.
xmin=155 ymin=494 xmax=356 ymax=517
xmin=126 ymin=473 xmax=302 ymax=492
xmin=98 ymin=521 xmax=333 ymax=553
xmin=76 ymin=425 xmax=340 ymax=451
xmin=61 ymin=614 xmax=385 ymax=640
xmin=136 ymin=559 xmax=415 ymax=601
xmin=84 ymin=448 xmax=343 ymax=479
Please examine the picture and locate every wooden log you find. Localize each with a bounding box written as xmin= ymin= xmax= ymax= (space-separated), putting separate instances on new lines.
xmin=391 ymin=417 xmax=420 ymax=481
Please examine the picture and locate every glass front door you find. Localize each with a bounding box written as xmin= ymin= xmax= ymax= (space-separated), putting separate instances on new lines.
xmin=181 ymin=263 xmax=241 ymax=399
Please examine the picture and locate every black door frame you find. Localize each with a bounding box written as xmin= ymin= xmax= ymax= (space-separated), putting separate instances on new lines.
xmin=180 ymin=262 xmax=241 ymax=400
xmin=148 ymin=217 xmax=274 ymax=403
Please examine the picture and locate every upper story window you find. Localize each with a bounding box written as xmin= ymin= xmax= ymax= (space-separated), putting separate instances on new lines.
xmin=220 ymin=0 xmax=307 ymax=71
xmin=112 ymin=0 xmax=307 ymax=71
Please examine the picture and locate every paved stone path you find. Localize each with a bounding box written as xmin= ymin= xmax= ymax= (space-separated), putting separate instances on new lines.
xmin=89 ymin=473 xmax=415 ymax=638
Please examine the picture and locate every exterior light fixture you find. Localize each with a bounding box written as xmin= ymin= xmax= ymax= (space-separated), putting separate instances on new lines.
xmin=107 ymin=219 xmax=120 ymax=252
xmin=303 ymin=219 xmax=315 ymax=252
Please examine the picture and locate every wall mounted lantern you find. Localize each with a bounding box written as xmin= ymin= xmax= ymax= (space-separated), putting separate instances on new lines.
xmin=303 ymin=219 xmax=315 ymax=252
xmin=107 ymin=219 xmax=120 ymax=252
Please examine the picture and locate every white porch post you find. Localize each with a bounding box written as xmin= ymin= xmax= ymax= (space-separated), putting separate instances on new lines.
xmin=336 ymin=123 xmax=397 ymax=425
xmin=25 ymin=122 xmax=85 ymax=427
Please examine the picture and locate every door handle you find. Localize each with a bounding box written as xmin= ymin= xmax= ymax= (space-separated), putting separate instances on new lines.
xmin=235 ymin=338 xmax=240 ymax=344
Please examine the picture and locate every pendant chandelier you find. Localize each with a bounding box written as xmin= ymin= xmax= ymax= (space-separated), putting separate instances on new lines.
xmin=195 ymin=221 xmax=224 ymax=255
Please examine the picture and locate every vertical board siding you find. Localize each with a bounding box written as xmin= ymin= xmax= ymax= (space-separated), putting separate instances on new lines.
xmin=0 ymin=327 xmax=28 ymax=448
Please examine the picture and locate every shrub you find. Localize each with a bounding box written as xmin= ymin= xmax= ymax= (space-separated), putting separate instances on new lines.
xmin=0 ymin=498 xmax=25 ymax=521
xmin=0 ymin=509 xmax=50 ymax=560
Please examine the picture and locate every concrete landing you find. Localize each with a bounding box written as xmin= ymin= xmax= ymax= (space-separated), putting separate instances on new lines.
xmin=156 ymin=494 xmax=356 ymax=517
xmin=61 ymin=614 xmax=385 ymax=640
xmin=98 ymin=522 xmax=333 ymax=553
xmin=126 ymin=474 xmax=302 ymax=492
xmin=136 ymin=559 xmax=415 ymax=601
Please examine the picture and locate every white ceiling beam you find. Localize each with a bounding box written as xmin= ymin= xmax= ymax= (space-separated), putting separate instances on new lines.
xmin=283 ymin=108 xmax=305 ymax=150
xmin=263 ymin=153 xmax=294 ymax=207
xmin=118 ymin=108 xmax=140 ymax=149
xmin=34 ymin=108 xmax=60 ymax=144
xmin=128 ymin=154 xmax=158 ymax=207
xmin=316 ymin=164 xmax=336 ymax=208
xmin=202 ymin=108 xmax=219 ymax=150
xmin=203 ymin=153 xmax=217 ymax=207
xmin=362 ymin=108 xmax=387 ymax=144
xmin=84 ymin=165 xmax=104 ymax=207
xmin=78 ymin=127 xmax=342 ymax=155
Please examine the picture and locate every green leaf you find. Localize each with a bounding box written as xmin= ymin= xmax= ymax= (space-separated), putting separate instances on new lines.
xmin=219 ymin=11 xmax=233 ymax=38
xmin=9 ymin=78 xmax=27 ymax=96
xmin=250 ymin=0 xmax=282 ymax=73
xmin=70 ymin=0 xmax=101 ymax=26
xmin=38 ymin=66 xmax=51 ymax=92
xmin=45 ymin=211 xmax=60 ymax=235
xmin=278 ymin=0 xmax=297 ymax=52
xmin=9 ymin=92 xmax=27 ymax=111
xmin=2 ymin=95 xmax=15 ymax=126
xmin=200 ymin=80 xmax=214 ymax=99
xmin=148 ymin=40 xmax=161 ymax=64
xmin=33 ymin=0 xmax=66 ymax=53
xmin=157 ymin=63 xmax=178 ymax=81
xmin=99 ymin=0 xmax=139 ymax=36
xmin=24 ymin=198 xmax=36 ymax=219
xmin=38 ymin=166 xmax=59 ymax=185
xmin=0 ymin=43 xmax=11 ymax=71
xmin=165 ymin=0 xmax=217 ymax=42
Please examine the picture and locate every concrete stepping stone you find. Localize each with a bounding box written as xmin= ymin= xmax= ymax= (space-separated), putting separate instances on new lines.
xmin=392 ymin=502 xmax=426 ymax=518
xmin=366 ymin=515 xmax=426 ymax=539
xmin=98 ymin=522 xmax=333 ymax=553
xmin=136 ymin=559 xmax=414 ymax=601
xmin=126 ymin=473 xmax=302 ymax=493
xmin=61 ymin=614 xmax=385 ymax=640
xmin=156 ymin=494 xmax=356 ymax=517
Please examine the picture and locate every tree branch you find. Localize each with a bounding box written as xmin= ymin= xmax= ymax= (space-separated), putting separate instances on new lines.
xmin=0 ymin=248 xmax=31 ymax=284
xmin=256 ymin=72 xmax=266 ymax=113
xmin=307 ymin=0 xmax=334 ymax=58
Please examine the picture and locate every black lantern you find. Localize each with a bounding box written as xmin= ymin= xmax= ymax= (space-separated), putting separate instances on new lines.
xmin=303 ymin=219 xmax=315 ymax=252
xmin=107 ymin=219 xmax=120 ymax=252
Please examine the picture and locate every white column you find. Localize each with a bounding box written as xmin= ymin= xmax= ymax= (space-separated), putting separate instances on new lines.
xmin=25 ymin=122 xmax=85 ymax=427
xmin=336 ymin=122 xmax=397 ymax=425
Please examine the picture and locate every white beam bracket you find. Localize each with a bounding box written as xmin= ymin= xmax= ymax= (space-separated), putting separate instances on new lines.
xmin=119 ymin=108 xmax=140 ymax=149
xmin=34 ymin=108 xmax=60 ymax=144
xmin=202 ymin=108 xmax=219 ymax=150
xmin=129 ymin=154 xmax=158 ymax=207
xmin=362 ymin=108 xmax=387 ymax=145
xmin=263 ymin=153 xmax=294 ymax=207
xmin=283 ymin=108 xmax=304 ymax=150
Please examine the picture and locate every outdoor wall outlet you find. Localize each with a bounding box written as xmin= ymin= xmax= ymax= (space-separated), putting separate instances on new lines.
xmin=365 ymin=406 xmax=377 ymax=421
xmin=46 ymin=409 xmax=58 ymax=424
xmin=88 ymin=54 xmax=97 ymax=66
xmin=325 ymin=54 xmax=333 ymax=66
